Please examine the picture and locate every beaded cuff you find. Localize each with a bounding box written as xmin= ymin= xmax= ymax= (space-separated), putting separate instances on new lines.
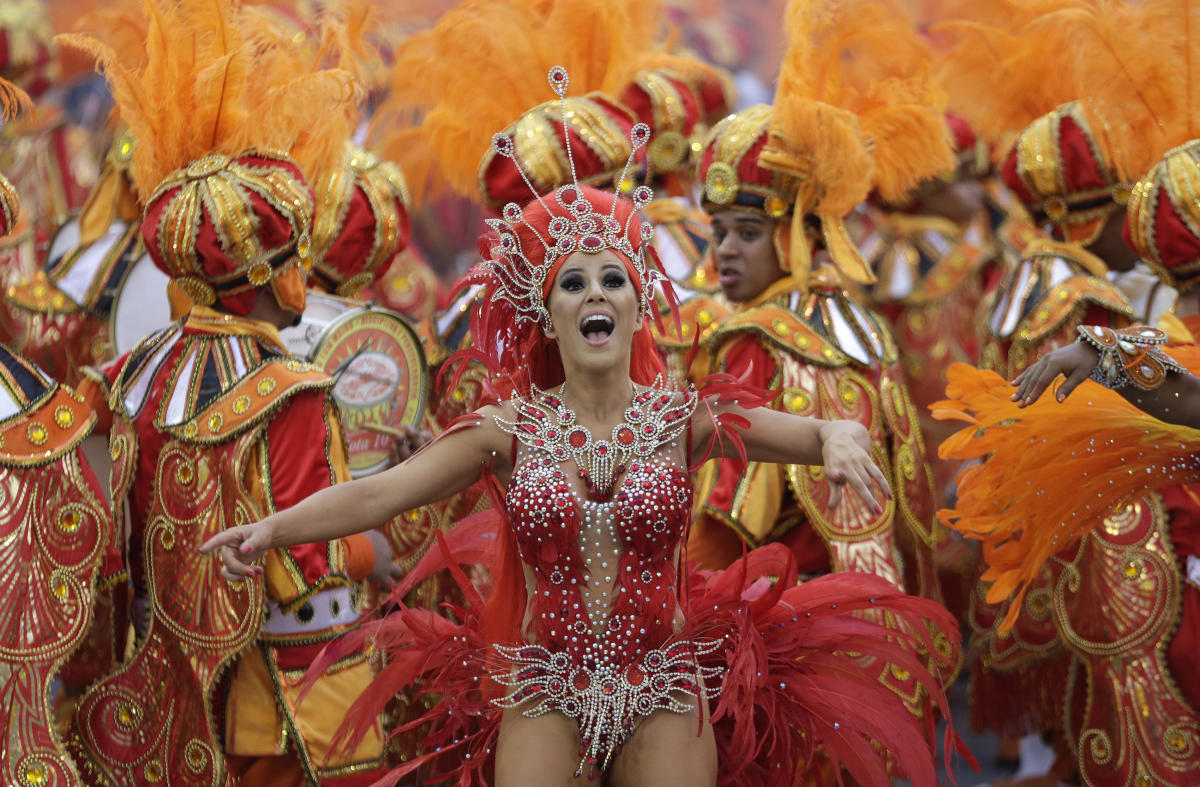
xmin=1077 ymin=324 xmax=1187 ymax=390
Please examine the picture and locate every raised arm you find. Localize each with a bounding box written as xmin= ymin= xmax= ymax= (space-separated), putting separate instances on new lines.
xmin=200 ymin=405 xmax=511 ymax=579
xmin=691 ymin=402 xmax=891 ymax=512
xmin=1012 ymin=326 xmax=1200 ymax=427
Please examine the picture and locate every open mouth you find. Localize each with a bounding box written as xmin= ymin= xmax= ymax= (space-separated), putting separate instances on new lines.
xmin=718 ymin=265 xmax=743 ymax=288
xmin=579 ymin=312 xmax=615 ymax=346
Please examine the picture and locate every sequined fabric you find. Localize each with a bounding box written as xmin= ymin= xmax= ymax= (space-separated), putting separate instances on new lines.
xmin=494 ymin=384 xmax=717 ymax=775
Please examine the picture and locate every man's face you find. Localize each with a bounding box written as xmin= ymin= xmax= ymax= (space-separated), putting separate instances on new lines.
xmin=709 ymin=210 xmax=787 ymax=303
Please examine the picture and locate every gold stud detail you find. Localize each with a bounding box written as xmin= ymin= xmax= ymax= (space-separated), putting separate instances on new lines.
xmin=703 ymin=162 xmax=738 ymax=205
xmin=764 ymin=195 xmax=789 ymax=218
xmin=54 ymin=406 xmax=74 ymax=428
xmin=208 ymin=413 xmax=223 ymax=433
xmin=233 ymin=396 xmax=251 ymax=414
xmin=1043 ymin=196 xmax=1068 ymax=221
xmin=58 ymin=509 xmax=81 ymax=534
xmin=26 ymin=423 xmax=47 ymax=446
xmin=247 ymin=261 xmax=272 ymax=286
xmin=257 ymin=377 xmax=277 ymax=396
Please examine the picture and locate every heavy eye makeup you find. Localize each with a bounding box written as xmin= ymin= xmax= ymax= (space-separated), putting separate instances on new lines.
xmin=557 ymin=265 xmax=628 ymax=293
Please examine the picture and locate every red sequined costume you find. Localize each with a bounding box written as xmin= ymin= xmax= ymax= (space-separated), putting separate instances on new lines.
xmin=321 ymin=378 xmax=966 ymax=786
xmin=307 ymin=92 xmax=969 ymax=774
xmin=0 ymin=342 xmax=119 ymax=787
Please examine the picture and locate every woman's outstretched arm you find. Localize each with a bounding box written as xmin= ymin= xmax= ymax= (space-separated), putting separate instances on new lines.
xmin=691 ymin=403 xmax=892 ymax=512
xmin=200 ymin=406 xmax=510 ymax=580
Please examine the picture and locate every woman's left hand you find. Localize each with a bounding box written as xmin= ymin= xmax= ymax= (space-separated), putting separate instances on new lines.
xmin=818 ymin=420 xmax=892 ymax=513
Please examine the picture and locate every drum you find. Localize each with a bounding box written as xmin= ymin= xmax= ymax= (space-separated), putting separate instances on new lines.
xmin=280 ymin=292 xmax=428 ymax=477
xmin=109 ymin=251 xmax=174 ymax=356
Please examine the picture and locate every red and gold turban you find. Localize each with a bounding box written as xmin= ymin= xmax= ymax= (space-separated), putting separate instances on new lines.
xmin=309 ymin=144 xmax=412 ymax=298
xmin=1000 ymin=102 xmax=1128 ymax=246
xmin=478 ymin=94 xmax=637 ymax=209
xmin=619 ymin=64 xmax=734 ymax=181
xmin=1125 ymin=141 xmax=1200 ymax=294
xmin=141 ymin=151 xmax=314 ymax=315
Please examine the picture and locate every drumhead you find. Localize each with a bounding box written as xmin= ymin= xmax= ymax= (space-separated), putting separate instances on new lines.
xmin=309 ymin=305 xmax=428 ymax=478
xmin=109 ymin=252 xmax=174 ymax=356
xmin=278 ymin=292 xmax=358 ymax=358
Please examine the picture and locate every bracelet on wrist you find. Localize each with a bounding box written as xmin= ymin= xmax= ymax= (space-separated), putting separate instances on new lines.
xmin=1076 ymin=324 xmax=1186 ymax=390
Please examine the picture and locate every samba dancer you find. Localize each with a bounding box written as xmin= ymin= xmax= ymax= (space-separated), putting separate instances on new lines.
xmin=203 ymin=67 xmax=968 ymax=787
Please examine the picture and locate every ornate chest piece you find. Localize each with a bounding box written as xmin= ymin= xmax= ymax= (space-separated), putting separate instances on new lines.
xmin=496 ymin=378 xmax=696 ymax=501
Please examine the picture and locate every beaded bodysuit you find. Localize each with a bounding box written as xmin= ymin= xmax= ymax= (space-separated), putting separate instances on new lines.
xmin=492 ymin=382 xmax=720 ymax=775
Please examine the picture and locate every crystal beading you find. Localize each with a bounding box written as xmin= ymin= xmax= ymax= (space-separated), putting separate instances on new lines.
xmin=494 ymin=377 xmax=697 ymax=501
xmin=1078 ymin=324 xmax=1186 ymax=390
xmin=492 ymin=639 xmax=721 ymax=776
xmin=482 ymin=66 xmax=664 ymax=330
xmin=496 ymin=396 xmax=717 ymax=779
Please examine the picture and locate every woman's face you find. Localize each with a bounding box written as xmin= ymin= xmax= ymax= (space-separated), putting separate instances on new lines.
xmin=710 ymin=209 xmax=787 ymax=303
xmin=545 ymin=248 xmax=642 ymax=371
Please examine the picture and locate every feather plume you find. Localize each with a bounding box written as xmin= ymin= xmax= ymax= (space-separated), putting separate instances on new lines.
xmin=0 ymin=77 xmax=32 ymax=124
xmin=57 ymin=0 xmax=357 ymax=196
xmin=930 ymin=0 xmax=1085 ymax=154
xmin=370 ymin=0 xmax=665 ymax=204
xmin=771 ymin=0 xmax=954 ymax=206
xmin=1043 ymin=0 xmax=1200 ymax=180
xmin=935 ymin=362 xmax=1200 ymax=631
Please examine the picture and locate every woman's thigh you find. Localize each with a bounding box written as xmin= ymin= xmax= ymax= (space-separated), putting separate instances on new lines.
xmin=610 ymin=696 xmax=718 ymax=787
xmin=495 ymin=707 xmax=587 ymax=787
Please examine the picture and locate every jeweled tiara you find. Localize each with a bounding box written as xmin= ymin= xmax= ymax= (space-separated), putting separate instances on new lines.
xmin=482 ymin=66 xmax=662 ymax=330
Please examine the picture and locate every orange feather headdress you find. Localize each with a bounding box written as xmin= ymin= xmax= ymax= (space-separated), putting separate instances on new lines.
xmin=371 ymin=0 xmax=666 ymax=206
xmin=58 ymin=0 xmax=357 ymax=316
xmin=705 ymin=0 xmax=953 ymax=287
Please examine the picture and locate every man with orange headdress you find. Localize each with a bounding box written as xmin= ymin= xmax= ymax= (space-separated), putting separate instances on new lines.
xmin=61 ymin=2 xmax=386 ymax=784
xmin=681 ymin=0 xmax=961 ymax=734
xmin=684 ymin=0 xmax=953 ymax=601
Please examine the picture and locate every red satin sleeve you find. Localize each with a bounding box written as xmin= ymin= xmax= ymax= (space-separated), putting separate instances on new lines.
xmin=265 ymin=389 xmax=347 ymax=586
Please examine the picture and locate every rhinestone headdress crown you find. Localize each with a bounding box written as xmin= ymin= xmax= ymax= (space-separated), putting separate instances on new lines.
xmin=484 ymin=66 xmax=662 ymax=330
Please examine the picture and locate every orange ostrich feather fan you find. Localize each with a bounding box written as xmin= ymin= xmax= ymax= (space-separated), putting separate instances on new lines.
xmin=56 ymin=0 xmax=358 ymax=198
xmin=934 ymin=358 xmax=1200 ymax=631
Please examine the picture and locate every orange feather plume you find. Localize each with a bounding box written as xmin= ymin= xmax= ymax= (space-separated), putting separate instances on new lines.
xmin=931 ymin=0 xmax=1085 ymax=154
xmin=1042 ymin=0 xmax=1200 ymax=180
xmin=57 ymin=0 xmax=357 ymax=197
xmin=0 ymin=76 xmax=33 ymax=124
xmin=370 ymin=0 xmax=665 ymax=204
xmin=772 ymin=0 xmax=954 ymax=207
xmin=934 ymin=362 xmax=1200 ymax=631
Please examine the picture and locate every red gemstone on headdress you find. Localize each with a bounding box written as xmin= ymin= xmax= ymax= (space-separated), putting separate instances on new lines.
xmin=580 ymin=235 xmax=603 ymax=251
xmin=616 ymin=427 xmax=634 ymax=445
xmin=568 ymin=429 xmax=587 ymax=448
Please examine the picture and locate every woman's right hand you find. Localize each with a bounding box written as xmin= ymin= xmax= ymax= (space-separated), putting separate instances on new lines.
xmin=199 ymin=520 xmax=276 ymax=582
